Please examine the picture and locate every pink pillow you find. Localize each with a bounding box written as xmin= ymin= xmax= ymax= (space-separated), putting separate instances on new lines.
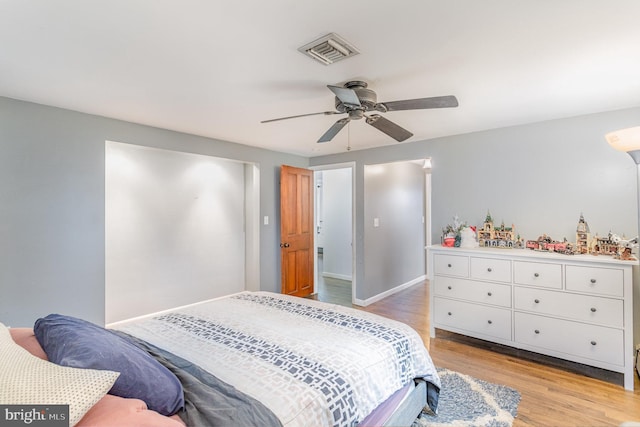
xmin=76 ymin=395 xmax=185 ymax=427
xmin=8 ymin=328 xmax=48 ymax=360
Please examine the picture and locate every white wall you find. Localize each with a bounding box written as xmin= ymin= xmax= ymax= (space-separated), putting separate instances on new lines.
xmin=321 ymin=168 xmax=352 ymax=281
xmin=105 ymin=141 xmax=246 ymax=323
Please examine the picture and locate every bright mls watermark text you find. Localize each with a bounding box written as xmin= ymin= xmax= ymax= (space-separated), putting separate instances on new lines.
xmin=0 ymin=405 xmax=69 ymax=427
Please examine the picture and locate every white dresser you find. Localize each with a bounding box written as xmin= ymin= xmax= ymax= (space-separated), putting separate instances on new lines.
xmin=427 ymin=245 xmax=636 ymax=390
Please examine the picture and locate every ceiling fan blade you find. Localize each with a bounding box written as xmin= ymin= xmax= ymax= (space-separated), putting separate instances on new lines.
xmin=261 ymin=111 xmax=340 ymax=123
xmin=318 ymin=118 xmax=350 ymax=143
xmin=379 ymin=95 xmax=459 ymax=112
xmin=327 ymin=85 xmax=361 ymax=107
xmin=365 ymin=114 xmax=413 ymax=142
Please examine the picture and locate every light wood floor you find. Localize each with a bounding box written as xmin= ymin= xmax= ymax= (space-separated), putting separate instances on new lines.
xmin=354 ymin=281 xmax=640 ymax=427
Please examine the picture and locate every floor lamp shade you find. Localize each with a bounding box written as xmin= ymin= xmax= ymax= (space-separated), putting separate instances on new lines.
xmin=605 ymin=126 xmax=640 ymax=163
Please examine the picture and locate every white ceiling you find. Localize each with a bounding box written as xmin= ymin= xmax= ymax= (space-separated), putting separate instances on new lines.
xmin=2 ymin=1 xmax=640 ymax=157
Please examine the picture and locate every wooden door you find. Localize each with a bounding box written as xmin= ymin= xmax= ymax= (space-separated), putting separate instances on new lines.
xmin=280 ymin=165 xmax=314 ymax=297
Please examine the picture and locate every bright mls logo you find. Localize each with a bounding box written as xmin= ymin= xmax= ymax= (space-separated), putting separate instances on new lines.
xmin=0 ymin=405 xmax=68 ymax=427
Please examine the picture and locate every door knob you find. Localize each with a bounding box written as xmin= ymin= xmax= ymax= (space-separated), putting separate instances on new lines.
xmin=279 ymin=243 xmax=290 ymax=248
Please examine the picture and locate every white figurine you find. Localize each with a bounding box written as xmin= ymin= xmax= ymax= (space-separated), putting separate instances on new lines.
xmin=460 ymin=226 xmax=479 ymax=248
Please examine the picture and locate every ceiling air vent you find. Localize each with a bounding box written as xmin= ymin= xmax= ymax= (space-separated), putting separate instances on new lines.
xmin=298 ymin=33 xmax=359 ymax=65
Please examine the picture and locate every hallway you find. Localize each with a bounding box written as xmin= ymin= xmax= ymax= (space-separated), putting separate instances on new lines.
xmin=314 ymin=254 xmax=352 ymax=307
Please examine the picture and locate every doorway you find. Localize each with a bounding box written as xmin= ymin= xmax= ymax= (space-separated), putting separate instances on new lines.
xmin=312 ymin=164 xmax=355 ymax=306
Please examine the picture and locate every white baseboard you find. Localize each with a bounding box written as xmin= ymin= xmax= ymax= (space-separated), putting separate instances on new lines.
xmin=353 ymin=275 xmax=426 ymax=307
xmin=322 ymin=272 xmax=352 ymax=281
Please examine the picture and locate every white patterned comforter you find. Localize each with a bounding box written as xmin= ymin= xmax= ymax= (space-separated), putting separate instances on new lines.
xmin=113 ymin=291 xmax=440 ymax=427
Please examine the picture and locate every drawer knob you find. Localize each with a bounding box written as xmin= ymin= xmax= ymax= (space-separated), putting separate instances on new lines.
xmin=534 ymin=273 xmax=540 ymax=278
xmin=447 ymin=312 xmax=452 ymax=316
xmin=487 ymin=268 xmax=492 ymax=272
xmin=534 ymin=299 xmax=540 ymax=304
xmin=534 ymin=329 xmax=540 ymax=334
xmin=447 ymin=286 xmax=452 ymax=290
xmin=448 ymin=263 xmax=452 ymax=268
xmin=591 ymin=341 xmax=597 ymax=346
xmin=487 ymin=320 xmax=493 ymax=324
xmin=487 ymin=292 xmax=492 ymax=296
xmin=590 ymin=307 xmax=597 ymax=313
xmin=590 ymin=278 xmax=596 ymax=284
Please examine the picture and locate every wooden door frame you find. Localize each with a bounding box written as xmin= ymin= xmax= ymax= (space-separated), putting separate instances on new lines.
xmin=310 ymin=162 xmax=356 ymax=304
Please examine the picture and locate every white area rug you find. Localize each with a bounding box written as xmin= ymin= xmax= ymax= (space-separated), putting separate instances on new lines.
xmin=414 ymin=367 xmax=521 ymax=427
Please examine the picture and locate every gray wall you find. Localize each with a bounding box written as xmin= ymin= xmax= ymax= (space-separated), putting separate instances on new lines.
xmin=0 ymin=96 xmax=307 ymax=327
xmin=363 ymin=161 xmax=425 ymax=300
xmin=426 ymin=111 xmax=639 ymax=243
xmin=3 ymin=94 xmax=639 ymax=327
xmin=310 ymin=107 xmax=640 ymax=303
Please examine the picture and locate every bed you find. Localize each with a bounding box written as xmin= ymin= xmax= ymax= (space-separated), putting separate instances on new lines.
xmin=2 ymin=291 xmax=440 ymax=427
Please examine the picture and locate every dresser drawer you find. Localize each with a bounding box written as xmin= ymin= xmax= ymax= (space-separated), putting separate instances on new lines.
xmin=565 ymin=265 xmax=624 ymax=297
xmin=514 ymin=312 xmax=623 ymax=366
xmin=514 ymin=261 xmax=562 ymax=289
xmin=435 ymin=276 xmax=511 ymax=307
xmin=470 ymin=257 xmax=511 ymax=283
xmin=434 ymin=254 xmax=469 ymax=277
xmin=434 ymin=297 xmax=511 ymax=340
xmin=514 ymin=287 xmax=623 ymax=327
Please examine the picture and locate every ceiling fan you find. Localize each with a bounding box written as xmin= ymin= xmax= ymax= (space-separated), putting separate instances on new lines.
xmin=261 ymin=80 xmax=458 ymax=143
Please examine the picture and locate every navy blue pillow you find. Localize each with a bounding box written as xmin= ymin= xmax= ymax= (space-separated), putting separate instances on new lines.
xmin=34 ymin=314 xmax=184 ymax=416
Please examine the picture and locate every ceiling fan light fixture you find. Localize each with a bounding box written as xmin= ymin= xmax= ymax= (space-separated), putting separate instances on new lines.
xmin=298 ymin=33 xmax=360 ymax=65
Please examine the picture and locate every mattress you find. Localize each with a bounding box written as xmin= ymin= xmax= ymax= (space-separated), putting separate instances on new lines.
xmin=112 ymin=291 xmax=441 ymax=427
